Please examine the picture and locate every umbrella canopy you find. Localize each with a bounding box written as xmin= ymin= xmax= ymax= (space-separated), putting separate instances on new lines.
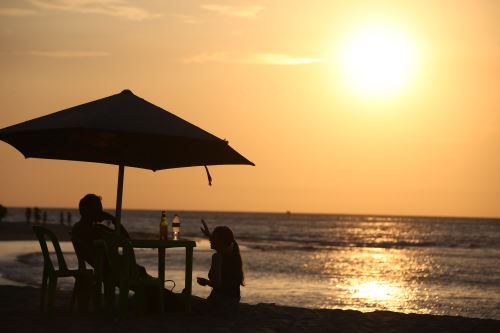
xmin=0 ymin=89 xmax=253 ymax=170
xmin=0 ymin=89 xmax=254 ymax=230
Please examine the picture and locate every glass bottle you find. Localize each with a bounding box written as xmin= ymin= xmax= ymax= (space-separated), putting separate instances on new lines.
xmin=160 ymin=211 xmax=168 ymax=240
xmin=172 ymin=214 xmax=181 ymax=240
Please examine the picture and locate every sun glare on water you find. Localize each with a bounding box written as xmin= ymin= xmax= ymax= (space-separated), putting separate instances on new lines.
xmin=352 ymin=281 xmax=399 ymax=301
xmin=339 ymin=22 xmax=419 ymax=98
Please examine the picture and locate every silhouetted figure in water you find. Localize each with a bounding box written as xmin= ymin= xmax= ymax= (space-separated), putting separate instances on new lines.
xmin=25 ymin=208 xmax=32 ymax=224
xmin=42 ymin=211 xmax=47 ymax=225
xmin=67 ymin=211 xmax=72 ymax=226
xmin=34 ymin=207 xmax=41 ymax=224
xmin=71 ymin=194 xmax=181 ymax=312
xmin=0 ymin=204 xmax=7 ymax=222
xmin=59 ymin=211 xmax=64 ymax=225
xmin=197 ymin=221 xmax=244 ymax=313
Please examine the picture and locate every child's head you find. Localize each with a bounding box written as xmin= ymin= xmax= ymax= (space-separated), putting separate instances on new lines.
xmin=210 ymin=226 xmax=235 ymax=252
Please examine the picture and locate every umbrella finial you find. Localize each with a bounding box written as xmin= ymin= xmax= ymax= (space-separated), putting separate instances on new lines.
xmin=121 ymin=89 xmax=133 ymax=95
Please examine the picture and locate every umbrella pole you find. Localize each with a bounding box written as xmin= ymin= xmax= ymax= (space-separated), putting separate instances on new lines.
xmin=115 ymin=164 xmax=125 ymax=235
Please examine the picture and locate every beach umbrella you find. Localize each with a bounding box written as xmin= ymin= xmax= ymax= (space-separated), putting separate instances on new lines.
xmin=0 ymin=89 xmax=254 ymax=231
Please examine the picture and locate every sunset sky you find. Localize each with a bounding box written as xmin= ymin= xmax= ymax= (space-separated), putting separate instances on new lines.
xmin=0 ymin=0 xmax=499 ymax=217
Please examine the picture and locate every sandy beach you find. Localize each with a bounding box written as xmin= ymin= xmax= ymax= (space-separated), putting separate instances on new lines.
xmin=0 ymin=222 xmax=499 ymax=332
xmin=1 ymin=285 xmax=499 ymax=333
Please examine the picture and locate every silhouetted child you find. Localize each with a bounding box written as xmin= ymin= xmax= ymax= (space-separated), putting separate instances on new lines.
xmin=42 ymin=211 xmax=47 ymax=225
xmin=67 ymin=211 xmax=72 ymax=226
xmin=197 ymin=223 xmax=244 ymax=313
xmin=60 ymin=211 xmax=64 ymax=225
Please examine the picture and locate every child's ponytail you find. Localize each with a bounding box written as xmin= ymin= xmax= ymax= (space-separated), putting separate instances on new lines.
xmin=232 ymin=240 xmax=245 ymax=286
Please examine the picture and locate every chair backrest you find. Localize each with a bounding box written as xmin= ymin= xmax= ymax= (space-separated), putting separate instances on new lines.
xmin=99 ymin=232 xmax=139 ymax=284
xmin=32 ymin=226 xmax=69 ymax=272
xmin=70 ymin=237 xmax=88 ymax=271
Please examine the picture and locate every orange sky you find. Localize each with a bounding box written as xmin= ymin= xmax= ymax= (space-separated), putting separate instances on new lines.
xmin=0 ymin=1 xmax=499 ymax=217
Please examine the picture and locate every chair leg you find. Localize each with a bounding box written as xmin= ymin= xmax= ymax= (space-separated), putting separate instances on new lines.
xmin=47 ymin=276 xmax=57 ymax=318
xmin=118 ymin=284 xmax=129 ymax=319
xmin=158 ymin=286 xmax=165 ymax=315
xmin=72 ymin=276 xmax=92 ymax=313
xmin=40 ymin=269 xmax=48 ymax=312
xmin=70 ymin=278 xmax=78 ymax=311
xmin=134 ymin=286 xmax=145 ymax=316
xmin=103 ymin=279 xmax=114 ymax=316
xmin=93 ymin=278 xmax=103 ymax=312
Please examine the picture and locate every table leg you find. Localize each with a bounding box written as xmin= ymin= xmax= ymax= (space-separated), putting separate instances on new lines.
xmin=158 ymin=247 xmax=165 ymax=285
xmin=184 ymin=247 xmax=193 ymax=312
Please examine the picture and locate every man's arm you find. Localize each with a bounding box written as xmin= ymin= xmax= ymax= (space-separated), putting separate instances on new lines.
xmin=100 ymin=211 xmax=131 ymax=239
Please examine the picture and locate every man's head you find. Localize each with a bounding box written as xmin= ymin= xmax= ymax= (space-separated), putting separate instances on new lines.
xmin=79 ymin=194 xmax=103 ymax=222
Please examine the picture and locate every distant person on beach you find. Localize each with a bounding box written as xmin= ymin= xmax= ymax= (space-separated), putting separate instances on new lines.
xmin=25 ymin=208 xmax=32 ymax=224
xmin=42 ymin=211 xmax=47 ymax=225
xmin=71 ymin=194 xmax=181 ymax=311
xmin=59 ymin=211 xmax=64 ymax=225
xmin=67 ymin=211 xmax=72 ymax=226
xmin=197 ymin=222 xmax=244 ymax=313
xmin=0 ymin=204 xmax=6 ymax=222
xmin=34 ymin=207 xmax=41 ymax=224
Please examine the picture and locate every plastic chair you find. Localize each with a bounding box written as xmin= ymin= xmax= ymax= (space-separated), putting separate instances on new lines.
xmin=71 ymin=237 xmax=103 ymax=311
xmin=95 ymin=232 xmax=164 ymax=318
xmin=32 ymin=226 xmax=94 ymax=317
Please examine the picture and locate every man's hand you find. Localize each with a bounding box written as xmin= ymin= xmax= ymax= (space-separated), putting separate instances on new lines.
xmin=100 ymin=211 xmax=115 ymax=223
xmin=200 ymin=219 xmax=211 ymax=238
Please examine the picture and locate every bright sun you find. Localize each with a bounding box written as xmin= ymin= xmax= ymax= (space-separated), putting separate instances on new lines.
xmin=339 ymin=23 xmax=419 ymax=97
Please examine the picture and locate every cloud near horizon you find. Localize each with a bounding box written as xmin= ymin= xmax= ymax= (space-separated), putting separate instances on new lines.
xmin=201 ymin=4 xmax=264 ymax=18
xmin=29 ymin=0 xmax=160 ymax=21
xmin=0 ymin=8 xmax=38 ymax=16
xmin=27 ymin=50 xmax=110 ymax=58
xmin=183 ymin=52 xmax=322 ymax=65
xmin=172 ymin=13 xmax=198 ymax=24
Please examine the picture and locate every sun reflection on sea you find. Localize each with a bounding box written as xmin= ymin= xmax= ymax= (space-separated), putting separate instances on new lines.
xmin=315 ymin=246 xmax=430 ymax=313
xmin=351 ymin=281 xmax=399 ymax=301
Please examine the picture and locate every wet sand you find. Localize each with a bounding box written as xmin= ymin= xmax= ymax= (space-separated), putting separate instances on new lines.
xmin=0 ymin=221 xmax=155 ymax=241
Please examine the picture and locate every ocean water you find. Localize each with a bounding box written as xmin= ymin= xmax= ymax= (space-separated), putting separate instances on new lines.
xmin=1 ymin=208 xmax=500 ymax=320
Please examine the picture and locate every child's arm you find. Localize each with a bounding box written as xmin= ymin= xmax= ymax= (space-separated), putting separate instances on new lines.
xmin=209 ymin=253 xmax=223 ymax=288
xmin=200 ymin=219 xmax=211 ymax=238
xmin=197 ymin=253 xmax=223 ymax=288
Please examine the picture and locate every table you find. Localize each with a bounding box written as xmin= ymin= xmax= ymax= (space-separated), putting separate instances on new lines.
xmin=130 ymin=239 xmax=196 ymax=311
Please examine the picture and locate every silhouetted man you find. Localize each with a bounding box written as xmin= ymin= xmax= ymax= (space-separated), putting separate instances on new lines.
xmin=71 ymin=194 xmax=181 ymax=312
xmin=71 ymin=194 xmax=130 ymax=269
